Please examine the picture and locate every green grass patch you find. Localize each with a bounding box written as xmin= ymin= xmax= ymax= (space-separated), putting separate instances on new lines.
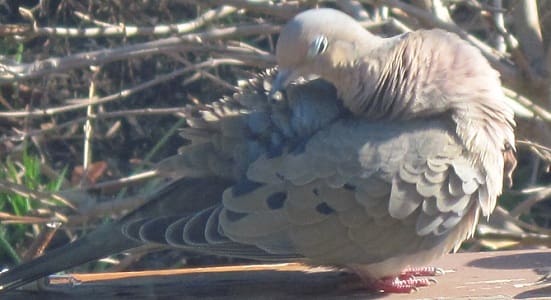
xmin=0 ymin=149 xmax=67 ymax=265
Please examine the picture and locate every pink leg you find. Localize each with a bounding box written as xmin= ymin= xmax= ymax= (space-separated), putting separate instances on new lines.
xmin=368 ymin=266 xmax=443 ymax=293
xmin=370 ymin=275 xmax=435 ymax=293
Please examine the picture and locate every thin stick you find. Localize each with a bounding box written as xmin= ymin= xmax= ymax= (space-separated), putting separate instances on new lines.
xmin=11 ymin=6 xmax=238 ymax=38
xmin=0 ymin=180 xmax=76 ymax=210
xmin=0 ymin=24 xmax=279 ymax=83
xmin=0 ymin=58 xmax=245 ymax=119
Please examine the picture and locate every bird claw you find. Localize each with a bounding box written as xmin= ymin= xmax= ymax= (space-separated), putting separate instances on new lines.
xmin=370 ymin=266 xmax=442 ymax=293
xmin=372 ymin=275 xmax=436 ymax=293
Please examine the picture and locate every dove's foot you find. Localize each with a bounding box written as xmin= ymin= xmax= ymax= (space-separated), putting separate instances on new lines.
xmin=371 ymin=274 xmax=437 ymax=293
xmin=347 ymin=265 xmax=444 ymax=293
xmin=366 ymin=267 xmax=443 ymax=293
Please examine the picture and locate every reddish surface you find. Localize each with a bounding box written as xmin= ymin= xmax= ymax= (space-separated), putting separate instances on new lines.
xmin=3 ymin=248 xmax=551 ymax=299
xmin=391 ymin=248 xmax=551 ymax=299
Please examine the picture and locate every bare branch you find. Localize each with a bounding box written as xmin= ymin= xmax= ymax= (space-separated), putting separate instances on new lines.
xmin=5 ymin=6 xmax=237 ymax=38
xmin=0 ymin=24 xmax=279 ymax=83
xmin=513 ymin=0 xmax=546 ymax=77
xmin=173 ymin=0 xmax=302 ymax=19
xmin=0 ymin=58 xmax=246 ymax=119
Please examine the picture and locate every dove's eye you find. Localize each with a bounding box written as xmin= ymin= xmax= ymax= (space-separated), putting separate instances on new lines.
xmin=307 ymin=35 xmax=328 ymax=58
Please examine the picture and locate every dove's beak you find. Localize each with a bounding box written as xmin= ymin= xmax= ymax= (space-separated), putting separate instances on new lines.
xmin=269 ymin=68 xmax=297 ymax=97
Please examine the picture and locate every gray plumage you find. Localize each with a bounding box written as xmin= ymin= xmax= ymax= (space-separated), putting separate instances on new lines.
xmin=0 ymin=8 xmax=516 ymax=292
xmin=269 ymin=8 xmax=515 ymax=279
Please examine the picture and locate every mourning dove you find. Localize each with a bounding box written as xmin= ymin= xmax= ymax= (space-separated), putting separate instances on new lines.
xmin=0 ymin=8 xmax=515 ymax=294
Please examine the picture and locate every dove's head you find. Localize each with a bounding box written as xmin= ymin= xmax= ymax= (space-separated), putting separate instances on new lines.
xmin=271 ymin=8 xmax=380 ymax=95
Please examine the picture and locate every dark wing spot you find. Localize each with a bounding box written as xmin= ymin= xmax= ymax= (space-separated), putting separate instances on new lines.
xmin=316 ymin=202 xmax=336 ymax=215
xmin=224 ymin=210 xmax=248 ymax=222
xmin=267 ymin=192 xmax=287 ymax=209
xmin=343 ymin=183 xmax=356 ymax=191
xmin=312 ymin=188 xmax=320 ymax=196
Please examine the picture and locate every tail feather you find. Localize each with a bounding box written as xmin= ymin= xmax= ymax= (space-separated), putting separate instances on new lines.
xmin=0 ymin=222 xmax=139 ymax=292
xmin=0 ymin=177 xmax=232 ymax=293
xmin=138 ymin=216 xmax=183 ymax=244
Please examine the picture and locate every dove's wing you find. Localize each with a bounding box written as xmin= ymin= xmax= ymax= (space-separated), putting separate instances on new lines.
xmin=221 ymin=118 xmax=483 ymax=272
xmin=135 ymin=115 xmax=486 ymax=278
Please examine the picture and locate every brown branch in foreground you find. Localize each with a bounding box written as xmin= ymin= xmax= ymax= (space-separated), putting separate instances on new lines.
xmin=493 ymin=206 xmax=551 ymax=236
xmin=0 ymin=211 xmax=56 ymax=224
xmin=3 ymin=107 xmax=191 ymax=141
xmin=503 ymin=88 xmax=551 ymax=122
xmin=0 ymin=24 xmax=280 ymax=83
xmin=336 ymin=0 xmax=371 ymax=21
xmin=0 ymin=180 xmax=76 ymax=210
xmin=174 ymin=0 xmax=302 ymax=19
xmin=517 ymin=140 xmax=551 ymax=163
xmin=8 ymin=6 xmax=237 ymax=38
xmin=510 ymin=184 xmax=551 ymax=218
xmin=512 ymin=0 xmax=546 ymax=77
xmin=22 ymin=222 xmax=61 ymax=261
xmin=0 ymin=58 xmax=246 ymax=119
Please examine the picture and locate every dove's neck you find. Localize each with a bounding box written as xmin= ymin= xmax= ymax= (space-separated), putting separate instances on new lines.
xmin=326 ymin=33 xmax=413 ymax=120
